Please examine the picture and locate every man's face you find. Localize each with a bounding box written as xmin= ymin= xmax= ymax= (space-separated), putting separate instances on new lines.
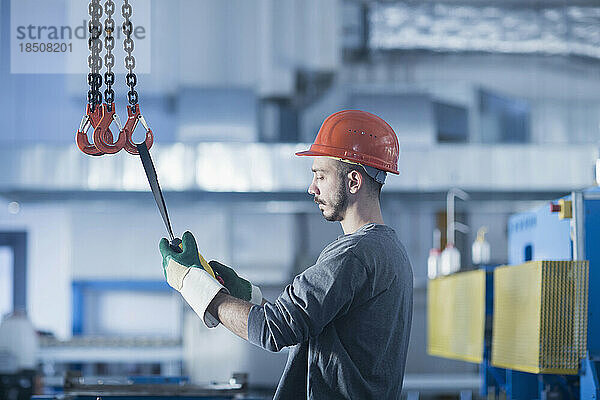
xmin=308 ymin=158 xmax=348 ymax=222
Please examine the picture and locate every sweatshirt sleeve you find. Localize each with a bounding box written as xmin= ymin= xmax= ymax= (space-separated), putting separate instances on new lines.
xmin=247 ymin=251 xmax=368 ymax=352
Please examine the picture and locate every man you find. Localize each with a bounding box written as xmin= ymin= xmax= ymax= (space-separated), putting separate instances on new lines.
xmin=160 ymin=110 xmax=413 ymax=399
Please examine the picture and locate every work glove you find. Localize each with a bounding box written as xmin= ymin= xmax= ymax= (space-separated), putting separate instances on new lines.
xmin=159 ymin=231 xmax=227 ymax=328
xmin=208 ymin=261 xmax=263 ymax=305
xmin=159 ymin=231 xmax=221 ymax=282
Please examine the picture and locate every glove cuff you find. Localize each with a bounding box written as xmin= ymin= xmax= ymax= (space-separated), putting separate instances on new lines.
xmin=180 ymin=268 xmax=229 ymax=328
xmin=250 ymin=284 xmax=262 ymax=305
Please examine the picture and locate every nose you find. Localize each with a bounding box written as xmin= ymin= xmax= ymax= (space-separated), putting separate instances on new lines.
xmin=308 ymin=177 xmax=319 ymax=196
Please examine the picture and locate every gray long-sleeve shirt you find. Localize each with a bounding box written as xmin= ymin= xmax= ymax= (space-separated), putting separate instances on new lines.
xmin=247 ymin=223 xmax=413 ymax=399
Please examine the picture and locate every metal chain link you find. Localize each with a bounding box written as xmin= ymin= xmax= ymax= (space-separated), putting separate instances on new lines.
xmin=87 ymin=0 xmax=103 ymax=111
xmin=122 ymin=0 xmax=138 ymax=105
xmin=103 ymin=0 xmax=116 ymax=109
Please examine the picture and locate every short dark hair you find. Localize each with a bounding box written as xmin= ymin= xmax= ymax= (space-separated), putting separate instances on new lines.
xmin=336 ymin=160 xmax=382 ymax=199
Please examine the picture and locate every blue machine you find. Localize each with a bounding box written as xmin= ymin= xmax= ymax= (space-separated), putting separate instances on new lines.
xmin=481 ymin=187 xmax=600 ymax=399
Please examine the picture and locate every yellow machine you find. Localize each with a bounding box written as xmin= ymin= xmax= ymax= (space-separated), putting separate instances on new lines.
xmin=492 ymin=261 xmax=588 ymax=375
xmin=427 ymin=270 xmax=486 ymax=363
xmin=427 ymin=261 xmax=588 ymax=374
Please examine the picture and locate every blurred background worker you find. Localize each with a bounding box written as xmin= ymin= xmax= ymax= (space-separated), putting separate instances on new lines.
xmin=160 ymin=110 xmax=414 ymax=399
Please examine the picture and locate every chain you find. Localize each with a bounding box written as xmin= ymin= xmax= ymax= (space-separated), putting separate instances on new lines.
xmin=87 ymin=0 xmax=103 ymax=111
xmin=103 ymin=0 xmax=116 ymax=110
xmin=122 ymin=0 xmax=138 ymax=105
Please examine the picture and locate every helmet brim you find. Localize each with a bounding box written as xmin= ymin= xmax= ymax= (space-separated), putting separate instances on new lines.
xmin=295 ymin=149 xmax=325 ymax=157
xmin=295 ymin=149 xmax=399 ymax=175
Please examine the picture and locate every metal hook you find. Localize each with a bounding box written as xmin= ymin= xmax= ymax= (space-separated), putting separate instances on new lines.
xmin=93 ymin=103 xmax=126 ymax=154
xmin=123 ymin=103 xmax=154 ymax=155
xmin=76 ymin=104 xmax=112 ymax=156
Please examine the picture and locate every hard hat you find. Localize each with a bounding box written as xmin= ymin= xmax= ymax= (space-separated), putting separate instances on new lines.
xmin=296 ymin=110 xmax=400 ymax=175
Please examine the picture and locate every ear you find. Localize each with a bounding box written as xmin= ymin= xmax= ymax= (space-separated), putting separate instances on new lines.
xmin=348 ymin=170 xmax=362 ymax=194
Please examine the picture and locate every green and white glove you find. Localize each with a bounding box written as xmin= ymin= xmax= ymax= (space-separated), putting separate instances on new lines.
xmin=209 ymin=261 xmax=263 ymax=305
xmin=159 ymin=231 xmax=227 ymax=328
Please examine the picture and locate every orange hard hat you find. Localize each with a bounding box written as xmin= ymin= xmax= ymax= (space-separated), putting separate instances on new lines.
xmin=296 ymin=110 xmax=400 ymax=174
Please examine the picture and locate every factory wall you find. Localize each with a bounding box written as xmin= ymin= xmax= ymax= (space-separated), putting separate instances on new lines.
xmin=532 ymin=100 xmax=600 ymax=144
xmin=0 ymin=204 xmax=72 ymax=339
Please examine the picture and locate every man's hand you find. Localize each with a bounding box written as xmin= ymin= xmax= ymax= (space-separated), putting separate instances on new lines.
xmin=158 ymin=231 xmax=227 ymax=328
xmin=159 ymin=231 xmax=220 ymax=286
xmin=208 ymin=261 xmax=263 ymax=305
xmin=159 ymin=231 xmax=200 ymax=273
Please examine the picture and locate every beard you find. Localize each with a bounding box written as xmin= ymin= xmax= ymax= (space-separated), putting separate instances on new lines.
xmin=315 ymin=178 xmax=348 ymax=222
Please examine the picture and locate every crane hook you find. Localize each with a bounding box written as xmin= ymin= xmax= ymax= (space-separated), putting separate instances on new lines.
xmin=75 ymin=104 xmax=113 ymax=156
xmin=93 ymin=103 xmax=127 ymax=154
xmin=123 ymin=104 xmax=154 ymax=155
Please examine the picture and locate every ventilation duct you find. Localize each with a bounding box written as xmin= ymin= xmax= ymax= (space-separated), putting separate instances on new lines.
xmin=370 ymin=3 xmax=600 ymax=59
